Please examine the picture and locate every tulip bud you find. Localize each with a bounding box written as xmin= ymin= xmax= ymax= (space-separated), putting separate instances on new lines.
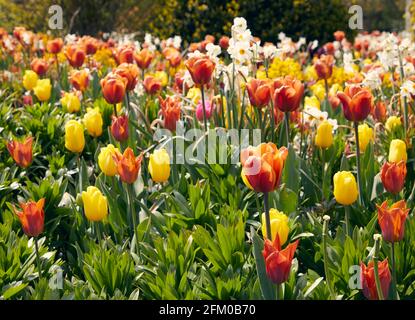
xmin=61 ymin=91 xmax=81 ymax=113
xmin=98 ymin=144 xmax=119 ymax=177
xmin=7 ymin=136 xmax=33 ymax=168
xmin=261 ymin=209 xmax=289 ymax=245
xmin=33 ymin=79 xmax=52 ymax=102
xmin=148 ymin=148 xmax=171 ymax=183
xmin=246 ymin=79 xmax=271 ymax=108
xmin=111 ymin=115 xmax=129 ymax=142
xmin=333 ymin=171 xmax=358 ymax=205
xmin=143 ymin=75 xmax=162 ymax=95
xmin=65 ymin=120 xmax=85 ymax=153
xmin=377 ymin=200 xmax=409 ymax=243
xmin=13 ymin=198 xmax=45 ymax=237
xmin=185 ymin=55 xmax=215 ymax=86
xmin=358 ymin=123 xmax=374 ymax=152
xmin=361 ymin=259 xmax=391 ymax=300
xmin=219 ymin=36 xmax=230 ymax=50
xmin=315 ymin=120 xmax=333 ymax=149
xmin=70 ymin=69 xmax=90 ymax=92
xmin=159 ymin=95 xmax=181 ymax=132
xmin=81 ymin=186 xmax=108 ymax=221
xmin=196 ymin=99 xmax=214 ymax=122
xmin=23 ymin=94 xmax=33 ymax=106
xmin=114 ymin=63 xmax=139 ymax=91
xmin=100 ymin=73 xmax=127 ymax=105
xmin=385 ymin=116 xmax=402 ymax=132
xmin=337 ymin=85 xmax=373 ymax=122
xmin=83 ymin=107 xmax=103 ymax=137
xmin=65 ymin=45 xmax=86 ymax=68
xmin=30 ymin=58 xmax=48 ymax=76
xmin=388 ymin=139 xmax=407 ymax=163
xmin=314 ymin=54 xmax=334 ymax=80
xmin=23 ymin=70 xmax=38 ymax=91
xmin=134 ymin=48 xmax=153 ymax=70
xmin=47 ymin=38 xmax=64 ymax=54
xmin=113 ymin=148 xmax=142 ymax=184
xmin=273 ymin=76 xmax=304 ymax=112
xmin=380 ymin=161 xmax=406 ymax=194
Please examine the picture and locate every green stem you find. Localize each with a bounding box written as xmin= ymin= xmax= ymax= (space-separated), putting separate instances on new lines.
xmin=127 ymin=183 xmax=138 ymax=251
xmin=324 ymin=78 xmax=329 ymax=112
xmin=284 ymin=112 xmax=290 ymax=148
xmin=373 ymin=235 xmax=384 ymax=300
xmin=321 ymin=148 xmax=325 ymax=202
xmin=344 ymin=206 xmax=350 ymax=237
xmin=263 ymin=192 xmax=272 ymax=240
xmin=353 ymin=121 xmax=363 ymax=206
xmin=322 ymin=216 xmax=336 ymax=299
xmin=276 ymin=283 xmax=280 ymax=300
xmin=200 ymin=85 xmax=208 ymax=131
xmin=34 ymin=237 xmax=42 ymax=280
xmin=113 ymin=104 xmax=118 ymax=117
xmin=269 ymin=100 xmax=275 ymax=143
xmin=391 ymin=242 xmax=398 ymax=300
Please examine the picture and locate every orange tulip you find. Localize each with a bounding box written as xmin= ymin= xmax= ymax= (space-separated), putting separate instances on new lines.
xmin=113 ymin=147 xmax=142 ymax=184
xmin=70 ymin=69 xmax=90 ymax=92
xmin=380 ymin=161 xmax=406 ymax=195
xmin=81 ymin=36 xmax=99 ymax=55
xmin=185 ymin=55 xmax=215 ymax=86
xmin=46 ymin=38 xmax=63 ymax=54
xmin=241 ymin=143 xmax=288 ymax=193
xmin=372 ymin=100 xmax=387 ymax=123
xmin=360 ymin=259 xmax=391 ymax=300
xmin=159 ymin=95 xmax=181 ymax=131
xmin=111 ymin=115 xmax=129 ymax=142
xmin=65 ymin=45 xmax=86 ymax=68
xmin=116 ymin=45 xmax=135 ymax=65
xmin=219 ymin=36 xmax=230 ymax=50
xmin=314 ymin=54 xmax=334 ymax=80
xmin=100 ymin=73 xmax=127 ymax=105
xmin=30 ymin=58 xmax=48 ymax=76
xmin=143 ymin=75 xmax=162 ymax=95
xmin=134 ymin=48 xmax=153 ymax=70
xmin=246 ymin=79 xmax=271 ymax=108
xmin=273 ymin=76 xmax=304 ymax=112
xmin=7 ymin=136 xmax=33 ymax=168
xmin=377 ymin=200 xmax=409 ymax=243
xmin=114 ymin=63 xmax=139 ymax=91
xmin=334 ymin=30 xmax=346 ymax=42
xmin=14 ymin=198 xmax=45 ymax=237
xmin=262 ymin=235 xmax=299 ymax=285
xmin=337 ymin=85 xmax=373 ymax=122
xmin=163 ymin=47 xmax=182 ymax=67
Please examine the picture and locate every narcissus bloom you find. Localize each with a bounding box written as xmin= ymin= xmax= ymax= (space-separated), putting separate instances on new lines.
xmin=273 ymin=76 xmax=304 ymax=112
xmin=388 ymin=139 xmax=407 ymax=163
xmin=315 ymin=120 xmax=333 ymax=149
xmin=246 ymin=79 xmax=271 ymax=108
xmin=241 ymin=143 xmax=288 ymax=193
xmin=83 ymin=107 xmax=103 ymax=137
xmin=185 ymin=55 xmax=215 ymax=86
xmin=7 ymin=136 xmax=33 ymax=168
xmin=113 ymin=147 xmax=143 ymax=184
xmin=143 ymin=75 xmax=162 ymax=95
xmin=159 ymin=95 xmax=181 ymax=131
xmin=381 ymin=161 xmax=406 ymax=195
xmin=65 ymin=45 xmax=86 ymax=68
xmin=46 ymin=38 xmax=63 ymax=54
xmin=33 ymin=79 xmax=52 ymax=102
xmin=115 ymin=63 xmax=139 ymax=91
xmin=358 ymin=123 xmax=374 ymax=152
xmin=70 ymin=69 xmax=90 ymax=92
xmin=100 ymin=73 xmax=127 ymax=105
xmin=134 ymin=48 xmax=153 ymax=70
xmin=261 ymin=208 xmax=289 ymax=245
xmin=30 ymin=58 xmax=48 ymax=76
xmin=111 ymin=115 xmax=129 ymax=142
xmin=65 ymin=120 xmax=85 ymax=153
xmin=377 ymin=200 xmax=409 ymax=243
xmin=98 ymin=144 xmax=119 ymax=177
xmin=337 ymin=85 xmax=373 ymax=122
xmin=262 ymin=236 xmax=299 ymax=285
xmin=385 ymin=116 xmax=402 ymax=132
xmin=148 ymin=148 xmax=171 ymax=183
xmin=60 ymin=91 xmax=81 ymax=113
xmin=23 ymin=70 xmax=38 ymax=91
xmin=14 ymin=198 xmax=45 ymax=237
xmin=333 ymin=171 xmax=358 ymax=205
xmin=360 ymin=259 xmax=391 ymax=300
xmin=81 ymin=186 xmax=108 ymax=222
xmin=314 ymin=54 xmax=334 ymax=80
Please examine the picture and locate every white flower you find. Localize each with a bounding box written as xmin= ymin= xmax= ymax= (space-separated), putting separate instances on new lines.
xmin=232 ymin=17 xmax=247 ymax=34
xmin=173 ymin=36 xmax=182 ymax=49
xmin=362 ymin=68 xmax=382 ymax=90
xmin=187 ymin=50 xmax=203 ymax=59
xmin=278 ymin=32 xmax=286 ymax=41
xmin=263 ymin=44 xmax=277 ymax=60
xmin=64 ymin=34 xmax=77 ymax=45
xmin=400 ymin=80 xmax=415 ymax=99
xmin=134 ymin=83 xmax=145 ymax=97
xmin=183 ymin=70 xmax=194 ymax=88
xmin=144 ymin=33 xmax=152 ymax=44
xmin=296 ymin=37 xmax=306 ymax=49
xmin=311 ymin=40 xmax=319 ymax=50
xmin=228 ymin=40 xmax=252 ymax=64
xmin=235 ymin=29 xmax=252 ymax=43
xmin=206 ymin=43 xmax=221 ymax=63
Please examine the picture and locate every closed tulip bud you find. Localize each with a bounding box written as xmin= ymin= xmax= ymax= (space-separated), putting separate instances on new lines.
xmin=23 ymin=94 xmax=33 ymax=106
xmin=314 ymin=54 xmax=334 ymax=80
xmin=65 ymin=120 xmax=85 ymax=153
xmin=83 ymin=107 xmax=103 ymax=137
xmin=219 ymin=36 xmax=230 ymax=50
xmin=81 ymin=36 xmax=98 ymax=55
xmin=30 ymin=58 xmax=48 ymax=76
xmin=361 ymin=259 xmax=391 ymax=300
xmin=33 ymin=79 xmax=52 ymax=102
xmin=14 ymin=198 xmax=45 ymax=237
xmin=334 ymin=31 xmax=345 ymax=42
xmin=333 ymin=171 xmax=358 ymax=205
xmin=70 ymin=69 xmax=90 ymax=92
xmin=262 ymin=236 xmax=299 ymax=285
xmin=100 ymin=73 xmax=127 ymax=105
xmin=148 ymin=148 xmax=171 ymax=183
xmin=315 ymin=120 xmax=333 ymax=148
xmin=113 ymin=147 xmax=143 ymax=184
xmin=65 ymin=45 xmax=86 ymax=68
xmin=246 ymin=79 xmax=271 ymax=108
xmin=143 ymin=75 xmax=162 ymax=95
xmin=380 ymin=161 xmax=406 ymax=194
xmin=46 ymin=38 xmax=63 ymax=54
xmin=23 ymin=70 xmax=38 ymax=90
xmin=377 ymin=200 xmax=409 ymax=243
xmin=185 ymin=55 xmax=215 ymax=86
xmin=273 ymin=76 xmax=304 ymax=112
xmin=163 ymin=47 xmax=182 ymax=67
xmin=111 ymin=114 xmax=129 ymax=141
xmin=81 ymin=186 xmax=108 ymax=221
xmin=98 ymin=144 xmax=119 ymax=177
xmin=241 ymin=143 xmax=288 ymax=193
xmin=261 ymin=209 xmax=289 ymax=245
xmin=385 ymin=116 xmax=402 ymax=132
xmin=372 ymin=101 xmax=387 ymax=123
xmin=358 ymin=123 xmax=374 ymax=152
xmin=388 ymin=139 xmax=407 ymax=163
xmin=337 ymin=85 xmax=373 ymax=122
xmin=134 ymin=48 xmax=153 ymax=70
xmin=196 ymin=99 xmax=214 ymax=122
xmin=61 ymin=91 xmax=81 ymax=113
xmin=114 ymin=63 xmax=139 ymax=91
xmin=7 ymin=136 xmax=33 ymax=168
xmin=116 ymin=46 xmax=135 ymax=64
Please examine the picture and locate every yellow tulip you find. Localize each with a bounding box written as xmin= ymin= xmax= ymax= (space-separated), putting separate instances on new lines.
xmin=358 ymin=123 xmax=374 ymax=152
xmin=81 ymin=186 xmax=108 ymax=221
xmin=65 ymin=120 xmax=85 ymax=153
xmin=148 ymin=148 xmax=170 ymax=183
xmin=310 ymin=83 xmax=325 ymax=101
xmin=154 ymin=71 xmax=168 ymax=87
xmin=305 ymin=96 xmax=320 ymax=110
xmin=333 ymin=171 xmax=358 ymax=205
xmin=33 ymin=78 xmax=52 ymax=102
xmin=315 ymin=120 xmax=333 ymax=148
xmin=23 ymin=70 xmax=38 ymax=91
xmin=261 ymin=208 xmax=289 ymax=244
xmin=388 ymin=139 xmax=407 ymax=163
xmin=385 ymin=116 xmax=402 ymax=132
xmin=61 ymin=92 xmax=81 ymax=113
xmin=83 ymin=107 xmax=103 ymax=137
xmin=98 ymin=144 xmax=119 ymax=177
xmin=186 ymin=87 xmax=201 ymax=105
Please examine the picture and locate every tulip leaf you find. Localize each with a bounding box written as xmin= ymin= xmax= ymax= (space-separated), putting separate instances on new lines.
xmin=277 ymin=187 xmax=298 ymax=214
xmin=283 ymin=145 xmax=300 ymax=194
xmin=370 ymin=173 xmax=384 ymax=201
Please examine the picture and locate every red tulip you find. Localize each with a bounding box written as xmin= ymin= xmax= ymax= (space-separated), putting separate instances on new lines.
xmin=100 ymin=73 xmax=127 ymax=105
xmin=377 ymin=200 xmax=409 ymax=243
xmin=334 ymin=31 xmax=346 ymax=42
xmin=113 ymin=147 xmax=142 ymax=184
xmin=246 ymin=79 xmax=271 ymax=108
xmin=380 ymin=161 xmax=406 ymax=195
xmin=7 ymin=136 xmax=33 ymax=168
xmin=23 ymin=95 xmax=33 ymax=106
xmin=111 ymin=115 xmax=129 ymax=142
xmin=159 ymin=95 xmax=181 ymax=131
xmin=134 ymin=48 xmax=153 ymax=70
xmin=143 ymin=75 xmax=162 ymax=95
xmin=337 ymin=85 xmax=373 ymax=122
xmin=185 ymin=55 xmax=215 ymax=86
xmin=372 ymin=101 xmax=387 ymax=123
xmin=46 ymin=38 xmax=63 ymax=54
xmin=219 ymin=36 xmax=230 ymax=50
xmin=314 ymin=54 xmax=334 ymax=80
xmin=30 ymin=58 xmax=48 ymax=76
xmin=65 ymin=45 xmax=86 ymax=68
xmin=273 ymin=76 xmax=304 ymax=112
xmin=14 ymin=198 xmax=45 ymax=237
xmin=81 ymin=36 xmax=99 ymax=55
xmin=116 ymin=46 xmax=135 ymax=65
xmin=163 ymin=47 xmax=182 ymax=67
xmin=114 ymin=63 xmax=139 ymax=91
xmin=360 ymin=259 xmax=391 ymax=300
